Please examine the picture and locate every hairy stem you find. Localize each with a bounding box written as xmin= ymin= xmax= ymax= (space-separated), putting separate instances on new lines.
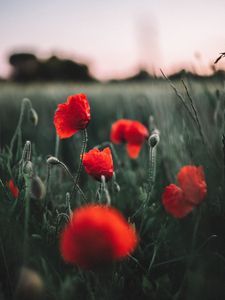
xmin=72 ymin=129 xmax=88 ymax=197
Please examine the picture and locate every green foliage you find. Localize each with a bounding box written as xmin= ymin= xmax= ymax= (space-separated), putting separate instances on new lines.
xmin=0 ymin=79 xmax=225 ymax=299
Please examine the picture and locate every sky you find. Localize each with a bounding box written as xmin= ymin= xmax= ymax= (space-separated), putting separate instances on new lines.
xmin=0 ymin=0 xmax=225 ymax=80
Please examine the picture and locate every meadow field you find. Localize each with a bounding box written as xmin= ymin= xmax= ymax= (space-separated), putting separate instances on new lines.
xmin=0 ymin=78 xmax=225 ymax=300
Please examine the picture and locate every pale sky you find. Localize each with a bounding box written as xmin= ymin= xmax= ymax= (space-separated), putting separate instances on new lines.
xmin=0 ymin=0 xmax=225 ymax=80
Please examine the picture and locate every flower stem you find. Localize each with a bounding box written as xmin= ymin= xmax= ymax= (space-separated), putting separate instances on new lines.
xmin=23 ymin=173 xmax=32 ymax=262
xmin=10 ymin=98 xmax=32 ymax=162
xmin=101 ymin=175 xmax=111 ymax=206
xmin=59 ymin=161 xmax=87 ymax=202
xmin=54 ymin=135 xmax=60 ymax=158
xmin=72 ymin=128 xmax=88 ymax=196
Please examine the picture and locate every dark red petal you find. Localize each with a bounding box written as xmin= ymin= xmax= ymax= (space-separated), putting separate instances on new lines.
xmin=110 ymin=119 xmax=132 ymax=144
xmin=54 ymin=94 xmax=90 ymax=139
xmin=177 ymin=166 xmax=207 ymax=205
xmin=82 ymin=147 xmax=114 ymax=181
xmin=162 ymin=184 xmax=194 ymax=218
xmin=126 ymin=143 xmax=142 ymax=159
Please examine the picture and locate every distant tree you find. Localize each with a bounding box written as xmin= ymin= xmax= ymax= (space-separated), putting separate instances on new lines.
xmin=125 ymin=70 xmax=153 ymax=81
xmin=9 ymin=53 xmax=39 ymax=81
xmin=9 ymin=53 xmax=94 ymax=82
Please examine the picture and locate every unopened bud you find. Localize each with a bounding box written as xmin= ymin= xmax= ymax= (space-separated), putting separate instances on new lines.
xmin=46 ymin=156 xmax=60 ymax=165
xmin=14 ymin=267 xmax=45 ymax=300
xmin=29 ymin=108 xmax=38 ymax=126
xmin=30 ymin=176 xmax=46 ymax=200
xmin=148 ymin=132 xmax=160 ymax=148
xmin=21 ymin=141 xmax=32 ymax=162
xmin=23 ymin=161 xmax=33 ymax=176
xmin=113 ymin=182 xmax=120 ymax=193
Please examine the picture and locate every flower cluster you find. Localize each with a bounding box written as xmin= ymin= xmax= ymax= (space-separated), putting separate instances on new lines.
xmin=110 ymin=119 xmax=149 ymax=159
xmin=162 ymin=166 xmax=207 ymax=218
xmin=53 ymin=93 xmax=208 ymax=271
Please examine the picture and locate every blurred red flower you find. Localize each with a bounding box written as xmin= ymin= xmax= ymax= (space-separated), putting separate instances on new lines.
xmin=177 ymin=166 xmax=207 ymax=205
xmin=124 ymin=121 xmax=149 ymax=159
xmin=60 ymin=205 xmax=138 ymax=269
xmin=110 ymin=119 xmax=149 ymax=159
xmin=162 ymin=165 xmax=207 ymax=218
xmin=7 ymin=180 xmax=19 ymax=198
xmin=110 ymin=119 xmax=132 ymax=144
xmin=162 ymin=184 xmax=194 ymax=218
xmin=82 ymin=147 xmax=114 ymax=181
xmin=54 ymin=94 xmax=90 ymax=139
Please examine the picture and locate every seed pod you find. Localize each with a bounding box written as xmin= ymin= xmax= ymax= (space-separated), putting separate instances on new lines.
xmin=14 ymin=267 xmax=45 ymax=300
xmin=30 ymin=176 xmax=46 ymax=200
xmin=46 ymin=156 xmax=60 ymax=165
xmin=29 ymin=108 xmax=38 ymax=126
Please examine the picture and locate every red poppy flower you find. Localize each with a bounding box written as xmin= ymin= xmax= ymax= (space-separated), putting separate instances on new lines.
xmin=110 ymin=119 xmax=149 ymax=159
xmin=162 ymin=184 xmax=194 ymax=218
xmin=124 ymin=121 xmax=149 ymax=159
xmin=54 ymin=93 xmax=90 ymax=139
xmin=177 ymin=166 xmax=207 ymax=205
xmin=110 ymin=119 xmax=132 ymax=144
xmin=162 ymin=165 xmax=207 ymax=218
xmin=82 ymin=147 xmax=114 ymax=181
xmin=7 ymin=180 xmax=19 ymax=198
xmin=60 ymin=204 xmax=138 ymax=269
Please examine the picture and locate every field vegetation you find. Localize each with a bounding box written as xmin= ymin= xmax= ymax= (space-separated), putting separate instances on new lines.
xmin=0 ymin=78 xmax=225 ymax=300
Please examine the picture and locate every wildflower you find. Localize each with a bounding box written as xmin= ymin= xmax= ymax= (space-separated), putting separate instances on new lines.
xmin=54 ymin=93 xmax=90 ymax=139
xmin=162 ymin=165 xmax=207 ymax=218
xmin=162 ymin=184 xmax=194 ymax=218
xmin=82 ymin=147 xmax=114 ymax=181
xmin=7 ymin=179 xmax=19 ymax=198
xmin=110 ymin=119 xmax=149 ymax=159
xmin=110 ymin=119 xmax=132 ymax=144
xmin=177 ymin=166 xmax=207 ymax=205
xmin=124 ymin=121 xmax=149 ymax=159
xmin=60 ymin=204 xmax=138 ymax=269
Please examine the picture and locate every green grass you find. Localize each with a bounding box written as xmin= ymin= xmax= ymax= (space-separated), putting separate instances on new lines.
xmin=0 ymin=79 xmax=225 ymax=300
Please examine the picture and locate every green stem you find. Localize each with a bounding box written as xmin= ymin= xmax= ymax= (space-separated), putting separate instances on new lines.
xmin=101 ymin=175 xmax=111 ymax=206
xmin=59 ymin=161 xmax=87 ymax=202
xmin=23 ymin=174 xmax=31 ymax=261
xmin=43 ymin=164 xmax=51 ymax=210
xmin=54 ymin=135 xmax=60 ymax=158
xmin=10 ymin=98 xmax=32 ymax=161
xmin=146 ymin=146 xmax=157 ymax=206
xmin=72 ymin=128 xmax=88 ymax=196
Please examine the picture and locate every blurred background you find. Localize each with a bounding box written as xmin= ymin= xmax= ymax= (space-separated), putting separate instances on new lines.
xmin=1 ymin=0 xmax=225 ymax=82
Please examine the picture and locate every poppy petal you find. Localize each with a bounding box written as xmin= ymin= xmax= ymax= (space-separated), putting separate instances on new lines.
xmin=177 ymin=166 xmax=207 ymax=205
xmin=126 ymin=144 xmax=142 ymax=159
xmin=162 ymin=184 xmax=194 ymax=218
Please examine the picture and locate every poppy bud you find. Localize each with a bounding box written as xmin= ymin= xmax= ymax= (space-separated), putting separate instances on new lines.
xmin=148 ymin=131 xmax=160 ymax=148
xmin=14 ymin=267 xmax=45 ymax=300
xmin=46 ymin=156 xmax=60 ymax=165
xmin=113 ymin=182 xmax=120 ymax=193
xmin=21 ymin=141 xmax=32 ymax=162
xmin=30 ymin=176 xmax=46 ymax=200
xmin=23 ymin=161 xmax=33 ymax=176
xmin=29 ymin=108 xmax=38 ymax=126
